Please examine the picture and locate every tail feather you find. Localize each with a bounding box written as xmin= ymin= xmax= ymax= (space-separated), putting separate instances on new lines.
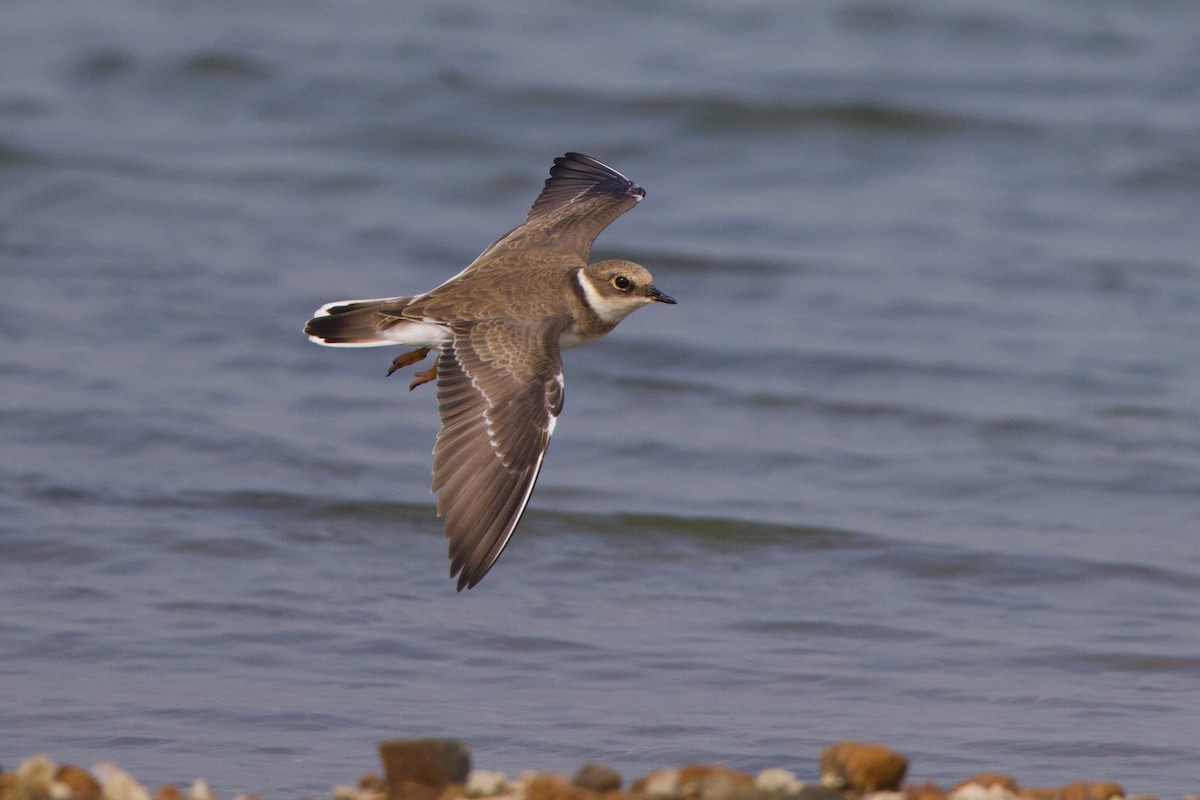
xmin=304 ymin=296 xmax=409 ymax=347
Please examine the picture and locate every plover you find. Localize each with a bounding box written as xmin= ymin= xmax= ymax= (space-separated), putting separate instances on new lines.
xmin=304 ymin=153 xmax=675 ymax=590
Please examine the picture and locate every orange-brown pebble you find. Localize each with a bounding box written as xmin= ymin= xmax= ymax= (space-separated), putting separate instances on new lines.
xmin=820 ymin=743 xmax=909 ymax=794
xmin=152 ymin=785 xmax=183 ymax=800
xmin=1019 ymin=789 xmax=1059 ymax=800
xmin=523 ymin=773 xmax=579 ymax=800
xmin=676 ymin=765 xmax=757 ymax=800
xmin=1060 ymin=783 xmax=1125 ymax=800
xmin=55 ymin=765 xmax=103 ymax=800
xmin=0 ymin=773 xmax=18 ymax=800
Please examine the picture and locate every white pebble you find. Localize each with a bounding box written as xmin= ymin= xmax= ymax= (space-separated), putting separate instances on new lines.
xmin=949 ymin=784 xmax=1019 ymax=800
xmin=92 ymin=763 xmax=151 ymax=800
xmin=188 ymin=779 xmax=217 ymax=800
xmin=756 ymin=769 xmax=805 ymax=795
xmin=466 ymin=770 xmax=510 ymax=797
xmin=643 ymin=769 xmax=681 ymax=799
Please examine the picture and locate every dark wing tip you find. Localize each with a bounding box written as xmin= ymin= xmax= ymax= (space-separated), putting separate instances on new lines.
xmin=526 ymin=152 xmax=644 ymax=222
xmin=455 ymin=568 xmax=480 ymax=592
xmin=554 ymin=152 xmax=646 ymax=201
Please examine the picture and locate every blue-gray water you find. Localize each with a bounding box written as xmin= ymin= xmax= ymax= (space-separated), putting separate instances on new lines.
xmin=2 ymin=0 xmax=1198 ymax=795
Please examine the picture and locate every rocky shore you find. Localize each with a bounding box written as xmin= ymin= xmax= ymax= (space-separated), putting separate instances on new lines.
xmin=1 ymin=740 xmax=1191 ymax=800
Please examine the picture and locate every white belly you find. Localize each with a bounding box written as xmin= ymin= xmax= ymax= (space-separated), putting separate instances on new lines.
xmin=379 ymin=320 xmax=453 ymax=348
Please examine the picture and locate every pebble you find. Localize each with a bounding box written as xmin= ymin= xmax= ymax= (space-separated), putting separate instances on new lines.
xmin=638 ymin=770 xmax=681 ymax=800
xmin=949 ymin=774 xmax=1020 ymax=800
xmin=377 ymin=738 xmax=471 ymax=799
xmin=819 ymin=742 xmax=909 ymax=794
xmin=1059 ymin=783 xmax=1126 ymax=800
xmin=92 ymin=763 xmax=151 ymax=800
xmin=755 ymin=769 xmax=804 ymax=796
xmin=949 ymin=782 xmax=1015 ymax=800
xmin=466 ymin=771 xmax=510 ymax=797
xmin=573 ymin=764 xmax=621 ymax=793
xmin=519 ymin=772 xmax=576 ymax=800
xmin=56 ymin=765 xmax=103 ymax=800
xmin=16 ymin=755 xmax=56 ymax=788
xmin=682 ymin=764 xmax=757 ymax=800
xmin=905 ymin=781 xmax=948 ymax=800
xmin=189 ymin=780 xmax=220 ymax=800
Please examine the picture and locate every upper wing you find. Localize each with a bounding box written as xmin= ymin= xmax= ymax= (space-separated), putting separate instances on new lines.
xmin=431 ymin=317 xmax=566 ymax=590
xmin=477 ymin=152 xmax=645 ymax=263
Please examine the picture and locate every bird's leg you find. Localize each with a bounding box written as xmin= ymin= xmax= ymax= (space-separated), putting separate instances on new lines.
xmin=408 ymin=360 xmax=438 ymax=391
xmin=386 ymin=347 xmax=430 ymax=377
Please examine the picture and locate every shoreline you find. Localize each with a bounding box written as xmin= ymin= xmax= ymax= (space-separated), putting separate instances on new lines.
xmin=3 ymin=740 xmax=1187 ymax=800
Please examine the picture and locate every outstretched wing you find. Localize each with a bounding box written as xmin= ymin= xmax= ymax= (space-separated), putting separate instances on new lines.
xmin=431 ymin=317 xmax=566 ymax=590
xmin=478 ymin=152 xmax=645 ymax=263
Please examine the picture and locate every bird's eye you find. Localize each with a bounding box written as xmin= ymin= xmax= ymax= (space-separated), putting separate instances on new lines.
xmin=612 ymin=275 xmax=632 ymax=291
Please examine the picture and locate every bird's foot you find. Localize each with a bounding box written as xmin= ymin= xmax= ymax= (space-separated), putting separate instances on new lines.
xmin=386 ymin=347 xmax=431 ymax=377
xmin=408 ymin=361 xmax=438 ymax=391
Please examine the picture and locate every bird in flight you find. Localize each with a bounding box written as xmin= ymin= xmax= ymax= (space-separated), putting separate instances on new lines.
xmin=304 ymin=153 xmax=675 ymax=590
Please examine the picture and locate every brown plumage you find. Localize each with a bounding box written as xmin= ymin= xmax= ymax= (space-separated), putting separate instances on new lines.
xmin=304 ymin=153 xmax=674 ymax=590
